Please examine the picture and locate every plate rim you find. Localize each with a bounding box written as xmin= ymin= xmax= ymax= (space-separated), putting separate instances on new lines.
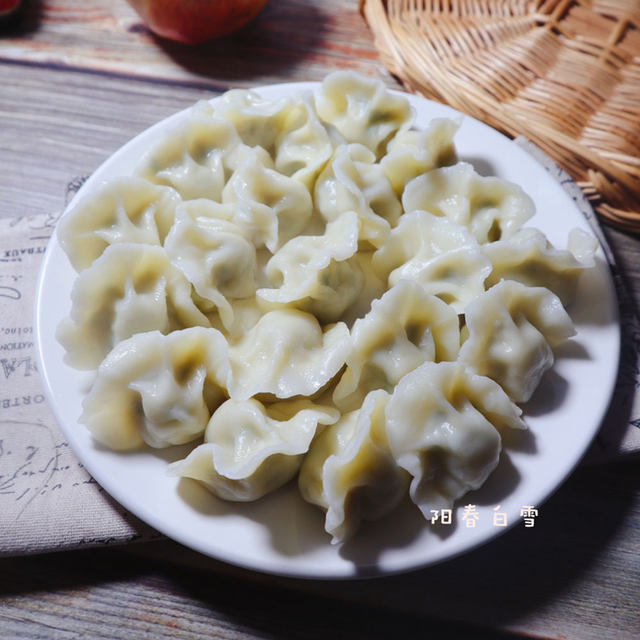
xmin=34 ymin=80 xmax=621 ymax=579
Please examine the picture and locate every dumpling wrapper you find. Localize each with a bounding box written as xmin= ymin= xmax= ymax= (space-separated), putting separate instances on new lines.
xmin=458 ymin=280 xmax=576 ymax=402
xmin=402 ymin=162 xmax=535 ymax=244
xmin=57 ymin=177 xmax=179 ymax=272
xmin=257 ymin=210 xmax=364 ymax=323
xmin=222 ymin=147 xmax=313 ymax=252
xmin=274 ymin=90 xmax=336 ymax=189
xmin=164 ymin=201 xmax=257 ymax=331
xmin=316 ymin=70 xmax=413 ymax=158
xmin=135 ymin=102 xmax=242 ymax=201
xmin=227 ymin=309 xmax=351 ymax=400
xmin=81 ymin=327 xmax=230 ymax=450
xmin=315 ymin=143 xmax=401 ymax=248
xmin=380 ymin=118 xmax=459 ymax=195
xmin=57 ymin=243 xmax=210 ymax=370
xmin=372 ymin=211 xmax=492 ymax=312
xmin=483 ymin=227 xmax=596 ymax=307
xmin=385 ymin=361 xmax=526 ymax=518
xmin=333 ymin=280 xmax=460 ymax=411
xmin=299 ymin=389 xmax=409 ymax=544
xmin=168 ymin=397 xmax=339 ymax=502
xmin=212 ymin=89 xmax=294 ymax=153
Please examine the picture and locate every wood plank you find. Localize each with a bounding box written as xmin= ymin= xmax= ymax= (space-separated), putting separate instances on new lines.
xmin=1 ymin=0 xmax=388 ymax=88
xmin=2 ymin=2 xmax=640 ymax=635
xmin=0 ymin=548 xmax=516 ymax=639
xmin=1 ymin=462 xmax=638 ymax=639
xmin=0 ymin=64 xmax=224 ymax=220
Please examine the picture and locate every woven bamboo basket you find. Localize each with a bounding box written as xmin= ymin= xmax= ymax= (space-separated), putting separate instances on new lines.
xmin=361 ymin=0 xmax=640 ymax=232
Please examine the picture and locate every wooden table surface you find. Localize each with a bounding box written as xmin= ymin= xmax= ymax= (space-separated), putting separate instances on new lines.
xmin=1 ymin=2 xmax=639 ymax=638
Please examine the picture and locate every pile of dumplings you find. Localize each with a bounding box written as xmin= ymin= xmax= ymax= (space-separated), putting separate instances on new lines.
xmin=57 ymin=71 xmax=596 ymax=545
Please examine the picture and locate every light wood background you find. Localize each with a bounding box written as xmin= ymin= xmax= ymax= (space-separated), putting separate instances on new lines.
xmin=1 ymin=1 xmax=639 ymax=638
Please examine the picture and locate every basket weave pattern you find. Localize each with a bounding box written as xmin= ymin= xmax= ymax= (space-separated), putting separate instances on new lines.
xmin=362 ymin=0 xmax=640 ymax=231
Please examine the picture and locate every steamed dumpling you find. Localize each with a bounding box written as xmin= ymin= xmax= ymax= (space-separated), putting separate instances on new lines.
xmin=316 ymin=70 xmax=413 ymax=158
xmin=222 ymin=147 xmax=313 ymax=252
xmin=212 ymin=89 xmax=294 ymax=153
xmin=256 ymin=210 xmax=364 ymax=323
xmin=372 ymin=211 xmax=492 ymax=312
xmin=333 ymin=280 xmax=460 ymax=411
xmin=299 ymin=390 xmax=409 ymax=544
xmin=380 ymin=118 xmax=459 ymax=195
xmin=168 ymin=397 xmax=339 ymax=501
xmin=315 ymin=143 xmax=401 ymax=248
xmin=402 ymin=163 xmax=535 ymax=243
xmin=57 ymin=177 xmax=180 ymax=271
xmin=274 ymin=90 xmax=335 ymax=189
xmin=135 ymin=102 xmax=242 ymax=201
xmin=385 ymin=361 xmax=526 ymax=518
xmin=227 ymin=309 xmax=351 ymax=400
xmin=164 ymin=200 xmax=257 ymax=331
xmin=57 ymin=243 xmax=210 ymax=369
xmin=81 ymin=327 xmax=230 ymax=449
xmin=458 ymin=280 xmax=576 ymax=402
xmin=483 ymin=227 xmax=596 ymax=306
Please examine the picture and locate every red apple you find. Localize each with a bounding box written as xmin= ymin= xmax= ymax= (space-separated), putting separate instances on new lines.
xmin=0 ymin=0 xmax=21 ymax=18
xmin=126 ymin=0 xmax=268 ymax=44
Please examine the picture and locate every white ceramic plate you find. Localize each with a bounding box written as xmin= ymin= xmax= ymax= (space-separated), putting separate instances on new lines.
xmin=35 ymin=82 xmax=619 ymax=579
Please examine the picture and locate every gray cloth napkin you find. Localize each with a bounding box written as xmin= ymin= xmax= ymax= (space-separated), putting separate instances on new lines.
xmin=1 ymin=146 xmax=638 ymax=556
xmin=0 ymin=206 xmax=158 ymax=556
